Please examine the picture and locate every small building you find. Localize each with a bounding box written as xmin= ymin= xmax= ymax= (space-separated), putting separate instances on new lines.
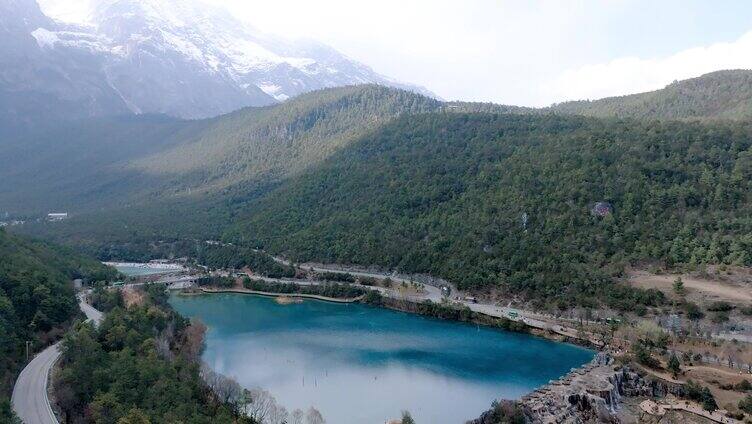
xmin=47 ymin=212 xmax=68 ymax=221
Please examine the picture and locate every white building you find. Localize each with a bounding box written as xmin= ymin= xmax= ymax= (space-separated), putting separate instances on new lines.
xmin=47 ymin=212 xmax=68 ymax=221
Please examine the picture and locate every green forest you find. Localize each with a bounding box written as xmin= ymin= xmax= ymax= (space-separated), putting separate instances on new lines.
xmin=0 ymin=229 xmax=118 ymax=422
xmin=13 ymin=80 xmax=752 ymax=313
xmin=551 ymin=70 xmax=752 ymax=120
xmin=55 ymin=285 xmax=255 ymax=423
xmin=197 ymin=244 xmax=295 ymax=278
xmin=0 ymin=85 xmax=440 ymax=215
xmin=227 ymin=113 xmax=752 ymax=310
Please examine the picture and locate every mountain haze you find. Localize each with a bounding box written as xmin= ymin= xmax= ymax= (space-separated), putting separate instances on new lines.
xmin=0 ymin=0 xmax=433 ymax=127
xmin=0 ymin=85 xmax=439 ymax=214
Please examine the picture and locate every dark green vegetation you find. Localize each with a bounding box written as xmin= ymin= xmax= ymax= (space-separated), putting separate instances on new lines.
xmin=242 ymin=278 xmax=366 ymax=299
xmin=197 ymin=244 xmax=295 ymax=278
xmin=196 ymin=275 xmax=236 ymax=288
xmin=229 ymin=112 xmax=751 ymax=309
xmin=89 ymin=284 xmax=125 ymax=312
xmin=740 ymin=394 xmax=752 ymax=414
xmin=684 ymin=380 xmax=718 ymax=412
xmin=55 ymin=285 xmax=255 ymax=423
xmin=0 ymin=229 xmax=117 ymax=422
xmin=551 ymin=70 xmax=752 ymax=121
xmin=316 ymin=271 xmax=357 ymax=283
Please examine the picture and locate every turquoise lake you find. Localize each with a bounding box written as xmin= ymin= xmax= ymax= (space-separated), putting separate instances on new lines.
xmin=170 ymin=293 xmax=593 ymax=424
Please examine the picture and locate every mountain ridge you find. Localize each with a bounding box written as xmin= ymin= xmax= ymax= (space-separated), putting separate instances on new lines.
xmin=549 ymin=70 xmax=752 ymax=120
xmin=0 ymin=85 xmax=440 ymax=214
xmin=0 ymin=0 xmax=434 ymax=125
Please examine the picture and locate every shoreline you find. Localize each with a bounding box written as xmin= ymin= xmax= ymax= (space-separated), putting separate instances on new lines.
xmin=191 ymin=286 xmax=599 ymax=350
xmin=196 ymin=287 xmax=365 ymax=303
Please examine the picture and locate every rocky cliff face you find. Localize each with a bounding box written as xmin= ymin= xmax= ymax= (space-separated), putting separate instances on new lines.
xmin=520 ymin=354 xmax=686 ymax=424
xmin=0 ymin=0 xmax=433 ymax=125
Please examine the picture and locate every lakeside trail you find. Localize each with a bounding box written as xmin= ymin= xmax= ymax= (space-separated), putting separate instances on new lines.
xmin=12 ymin=293 xmax=103 ymax=424
xmin=264 ymin=255 xmax=605 ymax=346
xmin=198 ymin=287 xmax=365 ymax=303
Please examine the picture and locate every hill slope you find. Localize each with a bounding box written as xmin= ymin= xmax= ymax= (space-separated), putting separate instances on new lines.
xmin=551 ymin=70 xmax=752 ymax=120
xmin=0 ymin=85 xmax=440 ymax=215
xmin=227 ymin=113 xmax=752 ymax=307
xmin=0 ymin=228 xmax=116 ymax=420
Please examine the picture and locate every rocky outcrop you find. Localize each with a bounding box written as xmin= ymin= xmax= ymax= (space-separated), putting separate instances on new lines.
xmin=520 ymin=353 xmax=685 ymax=423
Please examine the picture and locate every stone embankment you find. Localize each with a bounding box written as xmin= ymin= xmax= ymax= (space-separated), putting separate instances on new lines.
xmin=521 ymin=353 xmax=688 ymax=423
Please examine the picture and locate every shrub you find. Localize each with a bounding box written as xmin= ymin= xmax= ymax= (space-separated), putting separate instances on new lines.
xmin=739 ymin=394 xmax=752 ymax=414
xmin=684 ymin=302 xmax=705 ymax=320
xmin=707 ymin=301 xmax=734 ymax=312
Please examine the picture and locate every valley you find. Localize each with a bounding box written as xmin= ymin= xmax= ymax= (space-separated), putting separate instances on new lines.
xmin=2 ymin=1 xmax=752 ymax=422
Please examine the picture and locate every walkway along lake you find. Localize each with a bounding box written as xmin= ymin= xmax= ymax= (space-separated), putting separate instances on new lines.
xmin=170 ymin=293 xmax=594 ymax=424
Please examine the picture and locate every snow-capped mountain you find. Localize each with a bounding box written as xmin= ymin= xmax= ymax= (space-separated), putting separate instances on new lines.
xmin=0 ymin=0 xmax=433 ymax=123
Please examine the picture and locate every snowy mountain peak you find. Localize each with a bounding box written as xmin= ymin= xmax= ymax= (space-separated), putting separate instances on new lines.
xmin=6 ymin=0 xmax=434 ymax=120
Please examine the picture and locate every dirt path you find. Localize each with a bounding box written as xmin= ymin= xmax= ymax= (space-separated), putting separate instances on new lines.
xmin=628 ymin=270 xmax=752 ymax=303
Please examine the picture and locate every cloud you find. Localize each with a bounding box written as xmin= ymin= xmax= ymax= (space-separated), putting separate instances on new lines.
xmin=544 ymin=31 xmax=752 ymax=105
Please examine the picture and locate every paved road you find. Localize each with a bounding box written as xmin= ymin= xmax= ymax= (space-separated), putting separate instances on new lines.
xmin=267 ymin=257 xmax=603 ymax=342
xmin=11 ymin=343 xmax=60 ymax=424
xmin=12 ymin=294 xmax=103 ymax=424
xmin=78 ymin=294 xmax=103 ymax=325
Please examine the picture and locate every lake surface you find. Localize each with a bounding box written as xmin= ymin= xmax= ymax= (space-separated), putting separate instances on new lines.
xmin=170 ymin=293 xmax=593 ymax=424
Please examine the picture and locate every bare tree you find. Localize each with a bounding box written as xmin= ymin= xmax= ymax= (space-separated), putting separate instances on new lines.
xmin=306 ymin=407 xmax=325 ymax=424
xmin=182 ymin=318 xmax=207 ymax=361
xmin=291 ymin=409 xmax=305 ymax=424
xmin=155 ymin=334 xmax=172 ymax=360
xmin=200 ymin=364 xmax=244 ymax=411
xmin=247 ymin=387 xmax=290 ymax=424
xmin=268 ymin=402 xmax=289 ymax=424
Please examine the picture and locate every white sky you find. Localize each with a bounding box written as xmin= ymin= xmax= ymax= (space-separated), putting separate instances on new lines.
xmin=38 ymin=0 xmax=752 ymax=106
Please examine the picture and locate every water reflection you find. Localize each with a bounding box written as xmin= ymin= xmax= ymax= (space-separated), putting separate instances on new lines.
xmin=171 ymin=294 xmax=593 ymax=424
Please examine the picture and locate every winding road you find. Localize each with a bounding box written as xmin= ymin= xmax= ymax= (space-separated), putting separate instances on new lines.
xmin=11 ymin=293 xmax=102 ymax=424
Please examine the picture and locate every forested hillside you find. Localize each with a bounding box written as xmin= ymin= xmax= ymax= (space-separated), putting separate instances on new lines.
xmin=551 ymin=70 xmax=752 ymax=120
xmin=0 ymin=229 xmax=117 ymax=421
xmin=6 ymin=73 xmax=752 ymax=216
xmin=227 ymin=113 xmax=752 ymax=309
xmin=128 ymin=84 xmax=441 ymax=195
xmin=55 ymin=285 xmax=256 ymax=423
xmin=0 ymin=85 xmax=439 ymax=214
xmin=0 ymin=115 xmax=208 ymax=213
